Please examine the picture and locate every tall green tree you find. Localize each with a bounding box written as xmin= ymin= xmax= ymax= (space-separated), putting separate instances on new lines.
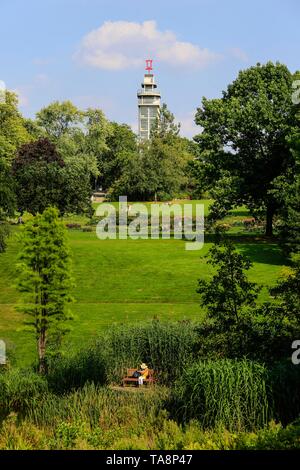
xmin=197 ymin=239 xmax=261 ymax=328
xmin=0 ymin=91 xmax=31 ymax=162
xmin=12 ymin=138 xmax=65 ymax=215
xmin=269 ymin=254 xmax=300 ymax=328
xmin=109 ymin=136 xmax=192 ymax=201
xmin=36 ymin=100 xmax=84 ymax=139
xmin=13 ymin=137 xmax=93 ymax=215
xmin=274 ymin=83 xmax=300 ymax=255
xmin=276 ymin=134 xmax=300 ymax=254
xmin=151 ymin=102 xmax=181 ymax=139
xmin=17 ymin=207 xmax=73 ymax=374
xmin=0 ymin=90 xmax=30 ymax=251
xmin=99 ymin=122 xmax=136 ymax=191
xmin=195 ymin=62 xmax=296 ymax=235
xmin=36 ymin=101 xmax=112 ymax=191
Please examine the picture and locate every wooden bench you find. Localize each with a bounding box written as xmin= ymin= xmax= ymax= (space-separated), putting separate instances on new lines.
xmin=122 ymin=368 xmax=156 ymax=387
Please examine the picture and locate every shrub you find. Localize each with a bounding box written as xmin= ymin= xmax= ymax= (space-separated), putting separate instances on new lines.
xmin=46 ymin=345 xmax=107 ymax=393
xmin=0 ymin=369 xmax=48 ymax=419
xmin=268 ymin=361 xmax=300 ymax=425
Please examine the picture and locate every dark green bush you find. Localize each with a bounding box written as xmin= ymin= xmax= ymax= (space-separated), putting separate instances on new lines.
xmin=46 ymin=345 xmax=108 ymax=393
xmin=268 ymin=360 xmax=300 ymax=425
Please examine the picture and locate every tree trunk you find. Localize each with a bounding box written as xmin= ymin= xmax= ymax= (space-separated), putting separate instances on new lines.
xmin=38 ymin=330 xmax=47 ymax=374
xmin=266 ymin=204 xmax=274 ymax=237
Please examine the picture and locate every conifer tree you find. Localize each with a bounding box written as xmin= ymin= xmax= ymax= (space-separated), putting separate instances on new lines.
xmin=17 ymin=207 xmax=73 ymax=373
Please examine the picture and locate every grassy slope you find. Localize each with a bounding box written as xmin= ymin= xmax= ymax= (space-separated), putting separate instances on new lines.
xmin=0 ymin=200 xmax=287 ymax=365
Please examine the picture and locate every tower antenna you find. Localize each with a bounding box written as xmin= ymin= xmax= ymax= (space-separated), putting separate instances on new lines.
xmin=145 ymin=59 xmax=153 ymax=73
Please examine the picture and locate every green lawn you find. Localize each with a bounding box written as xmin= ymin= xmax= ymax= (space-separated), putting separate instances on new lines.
xmin=0 ymin=200 xmax=288 ymax=365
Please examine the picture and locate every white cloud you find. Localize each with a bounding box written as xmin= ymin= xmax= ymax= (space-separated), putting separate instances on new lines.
xmin=75 ymin=20 xmax=220 ymax=70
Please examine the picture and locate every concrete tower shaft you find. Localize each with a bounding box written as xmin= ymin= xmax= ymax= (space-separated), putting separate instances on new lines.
xmin=137 ymin=60 xmax=161 ymax=140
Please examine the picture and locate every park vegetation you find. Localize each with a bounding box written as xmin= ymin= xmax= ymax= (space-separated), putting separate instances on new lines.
xmin=0 ymin=61 xmax=300 ymax=449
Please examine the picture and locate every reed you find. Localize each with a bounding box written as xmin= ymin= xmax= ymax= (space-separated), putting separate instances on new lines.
xmin=173 ymin=359 xmax=270 ymax=431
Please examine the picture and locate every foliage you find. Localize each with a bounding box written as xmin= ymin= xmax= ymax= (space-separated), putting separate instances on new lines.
xmin=0 ymin=222 xmax=10 ymax=253
xmin=0 ymin=91 xmax=31 ymax=162
xmin=36 ymin=100 xmax=84 ymax=139
xmin=0 ymin=158 xmax=16 ymax=220
xmin=0 ymin=369 xmax=48 ymax=418
xmin=12 ymin=137 xmax=93 ymax=215
xmin=151 ymin=102 xmax=181 ymax=139
xmin=98 ymin=122 xmax=136 ymax=190
xmin=173 ymin=359 xmax=270 ymax=431
xmin=16 ymin=207 xmax=73 ymax=373
xmin=195 ymin=62 xmax=296 ymax=235
xmin=46 ymin=320 xmax=198 ymax=390
xmin=12 ymin=138 xmax=65 ymax=215
xmin=269 ymin=254 xmax=300 ymax=328
xmin=36 ymin=101 xmax=112 ymax=194
xmin=1 ymin=412 xmax=300 ymax=450
xmin=110 ymin=135 xmax=193 ymax=201
xmin=275 ymin=108 xmax=300 ymax=254
xmin=197 ymin=238 xmax=261 ymax=328
xmin=46 ymin=345 xmax=107 ymax=393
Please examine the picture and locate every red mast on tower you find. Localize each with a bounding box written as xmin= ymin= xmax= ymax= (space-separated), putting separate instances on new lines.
xmin=145 ymin=59 xmax=153 ymax=73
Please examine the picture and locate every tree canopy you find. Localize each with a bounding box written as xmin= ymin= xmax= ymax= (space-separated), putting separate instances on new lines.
xmin=195 ymin=62 xmax=296 ymax=235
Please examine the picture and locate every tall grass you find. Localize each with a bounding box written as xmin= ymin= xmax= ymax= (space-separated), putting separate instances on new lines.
xmin=46 ymin=344 xmax=107 ymax=393
xmin=103 ymin=320 xmax=197 ymax=384
xmin=173 ymin=359 xmax=270 ymax=431
xmin=0 ymin=369 xmax=47 ymax=419
xmin=47 ymin=320 xmax=198 ymax=391
xmin=1 ymin=321 xmax=300 ymax=439
xmin=26 ymin=383 xmax=169 ymax=430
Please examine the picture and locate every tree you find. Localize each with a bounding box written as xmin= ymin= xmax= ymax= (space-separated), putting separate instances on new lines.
xmin=36 ymin=100 xmax=84 ymax=139
xmin=0 ymin=90 xmax=31 ymax=251
xmin=275 ymin=102 xmax=300 ymax=254
xmin=0 ymin=158 xmax=15 ymax=253
xmin=109 ymin=136 xmax=192 ymax=201
xmin=197 ymin=239 xmax=261 ymax=328
xmin=99 ymin=122 xmax=137 ymax=191
xmin=0 ymin=91 xmax=31 ymax=162
xmin=12 ymin=137 xmax=93 ymax=215
xmin=16 ymin=207 xmax=73 ymax=374
xmin=269 ymin=254 xmax=300 ymax=327
xmin=36 ymin=101 xmax=112 ymax=192
xmin=195 ymin=62 xmax=296 ymax=235
xmin=12 ymin=138 xmax=65 ymax=215
xmin=109 ymin=106 xmax=192 ymax=201
xmin=151 ymin=102 xmax=181 ymax=139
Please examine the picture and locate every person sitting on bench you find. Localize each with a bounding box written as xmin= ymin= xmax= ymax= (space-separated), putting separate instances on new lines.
xmin=132 ymin=363 xmax=149 ymax=386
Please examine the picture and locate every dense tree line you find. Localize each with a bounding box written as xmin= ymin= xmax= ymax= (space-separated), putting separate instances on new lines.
xmin=0 ymin=61 xmax=299 ymax=256
xmin=0 ymin=93 xmax=195 ymax=224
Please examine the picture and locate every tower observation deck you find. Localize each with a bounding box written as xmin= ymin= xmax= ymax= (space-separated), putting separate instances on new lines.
xmin=137 ymin=59 xmax=161 ymax=140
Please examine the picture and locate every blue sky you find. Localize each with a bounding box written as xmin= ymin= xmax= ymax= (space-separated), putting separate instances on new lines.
xmin=1 ymin=0 xmax=299 ymax=136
